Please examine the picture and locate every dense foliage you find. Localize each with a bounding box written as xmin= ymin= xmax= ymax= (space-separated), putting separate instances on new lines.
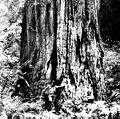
xmin=0 ymin=0 xmax=120 ymax=119
xmin=100 ymin=0 xmax=120 ymax=50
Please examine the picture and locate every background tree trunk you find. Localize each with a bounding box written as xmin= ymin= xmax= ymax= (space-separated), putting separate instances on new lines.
xmin=20 ymin=0 xmax=105 ymax=103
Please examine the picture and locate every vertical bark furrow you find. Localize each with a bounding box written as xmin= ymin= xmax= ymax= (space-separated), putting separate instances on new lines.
xmin=20 ymin=0 xmax=105 ymax=103
xmin=50 ymin=0 xmax=58 ymax=84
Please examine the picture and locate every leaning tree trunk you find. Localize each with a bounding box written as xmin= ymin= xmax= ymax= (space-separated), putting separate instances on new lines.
xmin=20 ymin=0 xmax=105 ymax=103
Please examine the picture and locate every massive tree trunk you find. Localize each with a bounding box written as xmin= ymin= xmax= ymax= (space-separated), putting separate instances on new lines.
xmin=20 ymin=0 xmax=105 ymax=103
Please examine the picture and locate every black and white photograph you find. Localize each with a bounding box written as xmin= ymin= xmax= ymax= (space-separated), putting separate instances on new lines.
xmin=0 ymin=0 xmax=120 ymax=118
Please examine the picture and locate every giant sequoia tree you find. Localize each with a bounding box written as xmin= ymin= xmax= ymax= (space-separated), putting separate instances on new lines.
xmin=19 ymin=0 xmax=104 ymax=103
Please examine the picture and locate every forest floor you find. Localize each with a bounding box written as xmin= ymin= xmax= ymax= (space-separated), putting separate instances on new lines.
xmin=0 ymin=1 xmax=120 ymax=119
xmin=0 ymin=22 xmax=120 ymax=119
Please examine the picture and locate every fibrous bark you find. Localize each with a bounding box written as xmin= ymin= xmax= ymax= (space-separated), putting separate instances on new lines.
xmin=19 ymin=0 xmax=105 ymax=107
